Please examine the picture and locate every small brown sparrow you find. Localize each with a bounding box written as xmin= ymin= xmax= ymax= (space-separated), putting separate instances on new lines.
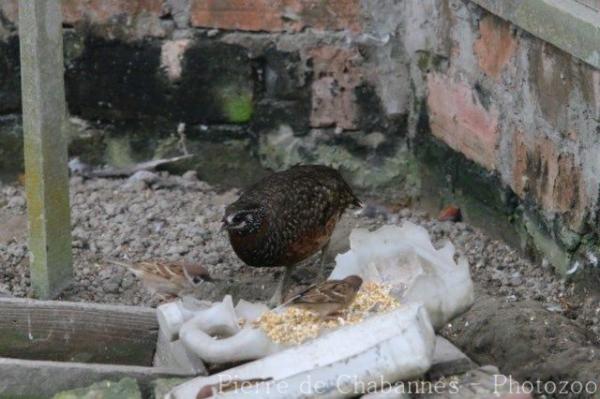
xmin=107 ymin=259 xmax=213 ymax=297
xmin=283 ymin=275 xmax=363 ymax=318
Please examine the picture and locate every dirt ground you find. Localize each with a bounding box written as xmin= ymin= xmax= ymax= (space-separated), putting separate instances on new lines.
xmin=1 ymin=171 xmax=599 ymax=393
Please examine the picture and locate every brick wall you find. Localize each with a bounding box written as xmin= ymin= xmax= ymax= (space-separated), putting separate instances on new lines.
xmin=1 ymin=0 xmax=599 ymax=274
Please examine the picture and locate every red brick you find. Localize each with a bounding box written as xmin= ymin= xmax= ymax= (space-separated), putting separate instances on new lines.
xmin=474 ymin=15 xmax=518 ymax=80
xmin=512 ymin=132 xmax=587 ymax=231
xmin=426 ymin=73 xmax=499 ymax=170
xmin=190 ymin=0 xmax=361 ymax=32
xmin=1 ymin=0 xmax=166 ymax=36
xmin=61 ymin=0 xmax=164 ymax=25
xmin=309 ymin=46 xmax=363 ymax=130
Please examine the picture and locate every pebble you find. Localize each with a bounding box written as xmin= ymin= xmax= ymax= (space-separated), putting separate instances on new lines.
xmin=182 ymin=170 xmax=197 ymax=181
xmin=128 ymin=170 xmax=159 ymax=184
xmin=7 ymin=196 xmax=25 ymax=208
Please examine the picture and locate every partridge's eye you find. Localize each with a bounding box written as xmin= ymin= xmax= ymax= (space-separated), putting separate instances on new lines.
xmin=192 ymin=276 xmax=202 ymax=284
xmin=233 ymin=214 xmax=244 ymax=223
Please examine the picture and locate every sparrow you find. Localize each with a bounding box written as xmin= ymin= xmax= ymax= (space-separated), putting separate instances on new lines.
xmin=222 ymin=165 xmax=361 ymax=305
xmin=107 ymin=259 xmax=213 ymax=298
xmin=283 ymin=275 xmax=363 ymax=318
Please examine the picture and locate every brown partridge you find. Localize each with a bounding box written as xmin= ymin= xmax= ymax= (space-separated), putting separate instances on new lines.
xmin=222 ymin=164 xmax=361 ymax=305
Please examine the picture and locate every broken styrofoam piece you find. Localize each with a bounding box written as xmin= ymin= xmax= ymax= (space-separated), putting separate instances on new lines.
xmin=180 ymin=325 xmax=283 ymax=365
xmin=234 ymin=300 xmax=270 ymax=323
xmin=154 ymin=328 xmax=207 ymax=375
xmin=157 ymin=297 xmax=213 ymax=341
xmin=168 ymin=303 xmax=435 ymax=399
xmin=181 ymin=295 xmax=240 ymax=338
xmin=330 ymin=223 xmax=474 ymax=330
xmin=176 ymin=295 xmax=281 ymax=364
xmin=352 ymin=337 xmax=475 ymax=399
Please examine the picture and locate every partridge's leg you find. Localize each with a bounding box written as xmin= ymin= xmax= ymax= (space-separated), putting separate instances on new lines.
xmin=269 ymin=264 xmax=296 ymax=307
xmin=318 ymin=240 xmax=332 ymax=281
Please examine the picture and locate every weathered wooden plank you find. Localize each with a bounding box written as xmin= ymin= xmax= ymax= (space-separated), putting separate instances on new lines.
xmin=0 ymin=298 xmax=158 ymax=366
xmin=0 ymin=357 xmax=191 ymax=399
xmin=18 ymin=0 xmax=72 ymax=298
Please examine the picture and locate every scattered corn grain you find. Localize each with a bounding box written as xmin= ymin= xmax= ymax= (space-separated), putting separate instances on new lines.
xmin=256 ymin=281 xmax=400 ymax=344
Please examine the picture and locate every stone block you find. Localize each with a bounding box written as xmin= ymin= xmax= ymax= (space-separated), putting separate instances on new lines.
xmin=309 ymin=46 xmax=364 ymax=130
xmin=65 ymin=38 xmax=254 ymax=124
xmin=190 ymin=0 xmax=361 ymax=32
xmin=427 ymin=336 xmax=477 ymax=380
xmin=64 ymin=37 xmax=166 ymax=121
xmin=174 ymin=41 xmax=254 ymax=124
xmin=529 ymin=42 xmax=574 ymax=130
xmin=511 ymin=132 xmax=587 ymax=232
xmin=427 ymin=72 xmax=499 ymax=170
xmin=474 ymin=14 xmax=518 ymax=79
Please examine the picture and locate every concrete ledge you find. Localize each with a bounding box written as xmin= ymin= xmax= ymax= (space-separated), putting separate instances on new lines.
xmin=470 ymin=0 xmax=600 ymax=70
xmin=0 ymin=357 xmax=191 ymax=398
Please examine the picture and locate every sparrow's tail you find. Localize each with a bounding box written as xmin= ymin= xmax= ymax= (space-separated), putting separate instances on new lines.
xmin=104 ymin=258 xmax=141 ymax=277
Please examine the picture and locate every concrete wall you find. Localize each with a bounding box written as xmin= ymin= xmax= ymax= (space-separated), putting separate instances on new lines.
xmin=0 ymin=0 xmax=599 ymax=276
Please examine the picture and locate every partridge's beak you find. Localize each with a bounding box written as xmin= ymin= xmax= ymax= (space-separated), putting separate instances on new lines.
xmin=220 ymin=218 xmax=230 ymax=233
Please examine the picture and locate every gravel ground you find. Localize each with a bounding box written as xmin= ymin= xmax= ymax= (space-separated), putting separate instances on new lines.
xmin=0 ymin=171 xmax=598 ymax=339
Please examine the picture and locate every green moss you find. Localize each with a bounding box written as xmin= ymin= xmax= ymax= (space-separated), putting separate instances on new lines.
xmin=416 ymin=51 xmax=447 ymax=74
xmin=414 ymin=133 xmax=523 ymax=247
xmin=52 ymin=378 xmax=141 ymax=399
xmin=417 ymin=52 xmax=431 ymax=72
xmin=152 ymin=378 xmax=189 ymax=399
xmin=173 ymin=139 xmax=268 ymax=188
xmin=523 ymin=214 xmax=572 ymax=275
xmin=63 ymin=31 xmax=85 ymax=63
xmin=220 ymin=87 xmax=253 ymax=123
xmin=258 ymin=125 xmax=420 ymax=198
xmin=0 ymin=116 xmax=24 ymax=173
xmin=105 ymin=136 xmax=135 ymax=167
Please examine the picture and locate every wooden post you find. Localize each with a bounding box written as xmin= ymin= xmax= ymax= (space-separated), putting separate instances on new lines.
xmin=18 ymin=0 xmax=72 ymax=298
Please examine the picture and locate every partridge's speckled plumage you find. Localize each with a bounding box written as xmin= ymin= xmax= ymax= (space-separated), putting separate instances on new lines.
xmin=223 ymin=165 xmax=361 ymax=269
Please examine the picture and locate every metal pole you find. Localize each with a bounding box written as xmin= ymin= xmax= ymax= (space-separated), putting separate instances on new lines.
xmin=18 ymin=0 xmax=72 ymax=298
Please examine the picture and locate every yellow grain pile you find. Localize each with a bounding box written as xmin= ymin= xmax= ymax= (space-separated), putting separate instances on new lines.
xmin=256 ymin=282 xmax=400 ymax=345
